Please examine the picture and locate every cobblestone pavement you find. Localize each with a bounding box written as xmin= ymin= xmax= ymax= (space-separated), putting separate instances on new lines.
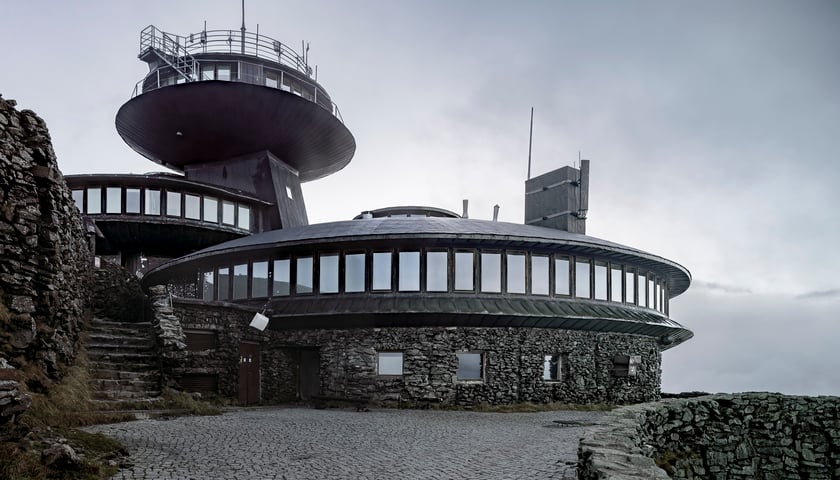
xmin=87 ymin=407 xmax=604 ymax=480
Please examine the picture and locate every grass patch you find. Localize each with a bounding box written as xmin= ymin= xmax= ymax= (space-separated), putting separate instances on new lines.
xmin=21 ymin=351 xmax=103 ymax=428
xmin=158 ymin=388 xmax=221 ymax=416
xmin=0 ymin=442 xmax=48 ymax=480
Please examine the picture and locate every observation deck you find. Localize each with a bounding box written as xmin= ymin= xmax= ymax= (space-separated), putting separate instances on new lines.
xmin=116 ymin=25 xmax=356 ymax=182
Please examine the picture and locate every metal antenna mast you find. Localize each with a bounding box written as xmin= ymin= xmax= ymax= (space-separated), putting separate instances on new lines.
xmin=527 ymin=107 xmax=534 ymax=180
xmin=240 ymin=0 xmax=246 ymax=54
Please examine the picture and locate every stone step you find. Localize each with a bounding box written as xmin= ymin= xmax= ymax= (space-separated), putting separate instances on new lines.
xmin=89 ymin=325 xmax=154 ymax=336
xmin=87 ymin=351 xmax=157 ymax=362
xmin=91 ymin=378 xmax=160 ymax=391
xmin=88 ymin=332 xmax=154 ymax=343
xmin=92 ymin=389 xmax=162 ymax=400
xmin=90 ymin=397 xmax=164 ymax=411
xmin=86 ymin=343 xmax=156 ymax=353
xmin=91 ymin=361 xmax=157 ymax=372
xmin=92 ymin=319 xmax=153 ymax=328
xmin=90 ymin=368 xmax=159 ymax=381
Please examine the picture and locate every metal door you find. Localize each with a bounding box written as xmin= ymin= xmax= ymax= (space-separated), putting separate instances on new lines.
xmin=238 ymin=342 xmax=260 ymax=405
xmin=299 ymin=349 xmax=320 ymax=400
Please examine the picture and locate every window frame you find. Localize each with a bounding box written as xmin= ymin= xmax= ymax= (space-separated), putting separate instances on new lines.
xmin=455 ymin=351 xmax=485 ymax=382
xmin=376 ymin=351 xmax=404 ymax=376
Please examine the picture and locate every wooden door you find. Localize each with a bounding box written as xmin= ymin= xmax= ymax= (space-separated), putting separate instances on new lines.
xmin=238 ymin=342 xmax=260 ymax=405
xmin=299 ymin=349 xmax=320 ymax=400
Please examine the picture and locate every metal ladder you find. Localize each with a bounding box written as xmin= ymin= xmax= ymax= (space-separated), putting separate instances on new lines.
xmin=140 ymin=25 xmax=199 ymax=83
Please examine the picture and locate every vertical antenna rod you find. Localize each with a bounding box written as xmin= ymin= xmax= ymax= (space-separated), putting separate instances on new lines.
xmin=527 ymin=107 xmax=534 ymax=180
xmin=240 ymin=0 xmax=246 ymax=54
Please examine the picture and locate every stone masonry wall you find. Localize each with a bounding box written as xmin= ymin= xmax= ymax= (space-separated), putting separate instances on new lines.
xmin=577 ymin=393 xmax=840 ymax=480
xmin=0 ymin=95 xmax=90 ymax=432
xmin=171 ymin=301 xmax=661 ymax=406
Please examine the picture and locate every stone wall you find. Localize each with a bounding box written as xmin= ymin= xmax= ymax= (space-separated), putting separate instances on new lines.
xmin=0 ymin=95 xmax=90 ymax=401
xmin=170 ymin=300 xmax=661 ymax=405
xmin=578 ymin=393 xmax=840 ymax=479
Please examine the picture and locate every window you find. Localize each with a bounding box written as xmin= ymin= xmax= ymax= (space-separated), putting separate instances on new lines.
xmin=203 ymin=197 xmax=218 ymax=223
xmin=480 ymin=253 xmax=501 ymax=293
xmin=648 ymin=278 xmax=655 ymax=309
xmin=345 ymin=253 xmax=365 ymax=293
xmin=166 ymin=191 xmax=181 ymax=217
xmin=507 ymin=253 xmax=526 ymax=294
xmin=531 ymin=256 xmax=549 ymax=295
xmin=594 ymin=262 xmax=608 ymax=300
xmin=377 ymin=352 xmax=403 ymax=376
xmin=217 ymin=65 xmax=231 ymax=81
xmin=372 ymin=252 xmax=392 ymax=290
xmin=252 ymin=261 xmax=269 ymax=298
xmin=319 ymin=254 xmax=339 ymax=293
xmin=426 ymin=251 xmax=448 ymax=292
xmin=272 ymin=259 xmax=290 ymax=296
xmin=201 ymin=271 xmax=214 ymax=301
xmin=105 ymin=187 xmax=122 ymax=214
xmin=555 ymin=257 xmax=570 ymax=295
xmin=184 ymin=194 xmax=201 ymax=220
xmin=575 ymin=258 xmax=591 ymax=298
xmin=624 ymin=270 xmax=635 ymax=304
xmin=86 ymin=187 xmax=101 ymax=214
xmin=217 ymin=267 xmax=230 ymax=301
xmin=126 ymin=188 xmax=140 ymax=214
xmin=222 ymin=201 xmax=235 ymax=225
xmin=237 ymin=205 xmax=250 ymax=230
xmin=611 ymin=267 xmax=623 ymax=302
xmin=398 ymin=251 xmax=420 ymax=292
xmin=296 ymin=257 xmax=313 ymax=294
xmin=145 ymin=189 xmax=161 ymax=215
xmin=543 ymin=354 xmax=561 ymax=381
xmin=454 ymin=251 xmax=474 ymax=291
xmin=638 ymin=273 xmax=646 ymax=307
xmin=233 ymin=263 xmax=248 ymax=299
xmin=71 ymin=190 xmax=84 ymax=211
xmin=201 ymin=65 xmax=215 ymax=81
xmin=456 ymin=353 xmax=483 ymax=381
xmin=265 ymin=71 xmax=279 ymax=88
xmin=285 ymin=186 xmax=293 ymax=200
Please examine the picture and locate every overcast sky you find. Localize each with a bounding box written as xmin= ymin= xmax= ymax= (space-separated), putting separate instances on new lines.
xmin=3 ymin=1 xmax=838 ymax=396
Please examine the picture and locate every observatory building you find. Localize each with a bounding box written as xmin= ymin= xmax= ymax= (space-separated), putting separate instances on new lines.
xmin=68 ymin=24 xmax=691 ymax=406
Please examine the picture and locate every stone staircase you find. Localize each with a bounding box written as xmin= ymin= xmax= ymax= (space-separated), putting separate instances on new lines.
xmin=87 ymin=317 xmax=162 ymax=407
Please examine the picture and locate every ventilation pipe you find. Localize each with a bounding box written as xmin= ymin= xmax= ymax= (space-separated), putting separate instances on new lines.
xmin=492 ymin=204 xmax=500 ymax=222
xmin=462 ymin=199 xmax=469 ymax=219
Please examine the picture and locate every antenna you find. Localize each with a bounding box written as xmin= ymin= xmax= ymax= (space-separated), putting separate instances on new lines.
xmin=527 ymin=107 xmax=534 ymax=180
xmin=240 ymin=0 xmax=246 ymax=54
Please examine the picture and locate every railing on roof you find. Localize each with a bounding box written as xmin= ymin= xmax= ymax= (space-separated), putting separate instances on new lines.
xmin=132 ymin=25 xmax=343 ymax=124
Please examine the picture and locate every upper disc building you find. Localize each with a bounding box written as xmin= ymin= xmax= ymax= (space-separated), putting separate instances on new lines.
xmin=67 ymin=23 xmax=692 ymax=406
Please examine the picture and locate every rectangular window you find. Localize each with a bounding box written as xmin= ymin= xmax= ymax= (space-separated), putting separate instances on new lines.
xmin=594 ymin=262 xmax=608 ymax=300
xmin=377 ymin=352 xmax=403 ymax=376
xmin=252 ymin=261 xmax=269 ymax=298
xmin=555 ymin=257 xmax=570 ymax=295
xmin=166 ymin=191 xmax=181 ymax=217
xmin=265 ymin=72 xmax=279 ymax=88
xmin=648 ymin=278 xmax=655 ymax=309
xmin=237 ymin=205 xmax=250 ymax=230
xmin=398 ymin=251 xmax=420 ymax=292
xmin=201 ymin=65 xmax=215 ymax=81
xmin=319 ymin=254 xmax=339 ymax=294
xmin=656 ymin=282 xmax=662 ymax=312
xmin=145 ymin=189 xmax=161 ymax=215
xmin=184 ymin=194 xmax=201 ymax=220
xmin=372 ymin=252 xmax=392 ymax=290
xmin=201 ymin=271 xmax=214 ymax=301
xmin=203 ymin=197 xmax=218 ymax=223
xmin=106 ymin=187 xmax=122 ymax=214
xmin=638 ymin=273 xmax=647 ymax=307
xmin=222 ymin=201 xmax=235 ymax=225
xmin=72 ymin=190 xmax=84 ymax=211
xmin=456 ymin=353 xmax=483 ymax=381
xmin=543 ymin=354 xmax=561 ymax=381
xmin=344 ymin=253 xmax=365 ymax=293
xmin=296 ymin=257 xmax=313 ymax=294
xmin=530 ymin=256 xmax=549 ymax=295
xmin=480 ymin=253 xmax=501 ymax=293
xmin=575 ymin=258 xmax=591 ymax=298
xmin=507 ymin=253 xmax=526 ymax=294
xmin=426 ymin=251 xmax=448 ymax=292
xmin=454 ymin=251 xmax=474 ymax=291
xmin=610 ymin=267 xmax=623 ymax=302
xmin=233 ymin=263 xmax=248 ymax=299
xmin=217 ymin=65 xmax=231 ymax=81
xmin=285 ymin=186 xmax=294 ymax=200
xmin=626 ymin=270 xmax=635 ymax=304
xmin=86 ymin=187 xmax=101 ymax=214
xmin=217 ymin=267 xmax=230 ymax=301
xmin=125 ymin=188 xmax=141 ymax=214
xmin=272 ymin=259 xmax=290 ymax=296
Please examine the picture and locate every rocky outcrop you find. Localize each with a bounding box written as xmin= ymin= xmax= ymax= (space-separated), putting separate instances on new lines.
xmin=578 ymin=393 xmax=840 ymax=479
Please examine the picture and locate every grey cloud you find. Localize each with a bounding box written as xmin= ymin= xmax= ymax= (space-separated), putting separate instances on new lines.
xmin=796 ymin=289 xmax=840 ymax=300
xmin=692 ymin=281 xmax=753 ymax=295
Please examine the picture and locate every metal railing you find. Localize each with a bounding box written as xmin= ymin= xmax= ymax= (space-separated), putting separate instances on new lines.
xmin=132 ymin=25 xmax=343 ymax=123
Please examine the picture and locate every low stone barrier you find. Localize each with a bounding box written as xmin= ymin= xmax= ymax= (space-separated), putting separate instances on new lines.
xmin=578 ymin=392 xmax=840 ymax=479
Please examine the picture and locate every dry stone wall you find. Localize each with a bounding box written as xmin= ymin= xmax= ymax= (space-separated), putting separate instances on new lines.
xmin=170 ymin=300 xmax=662 ymax=405
xmin=578 ymin=393 xmax=840 ymax=479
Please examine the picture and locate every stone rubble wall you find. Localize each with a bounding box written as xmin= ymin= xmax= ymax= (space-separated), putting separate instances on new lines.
xmin=170 ymin=300 xmax=662 ymax=405
xmin=0 ymin=95 xmax=90 ymax=430
xmin=578 ymin=393 xmax=840 ymax=479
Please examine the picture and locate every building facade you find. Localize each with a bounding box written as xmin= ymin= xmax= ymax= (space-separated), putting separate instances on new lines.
xmin=68 ymin=24 xmax=692 ymax=406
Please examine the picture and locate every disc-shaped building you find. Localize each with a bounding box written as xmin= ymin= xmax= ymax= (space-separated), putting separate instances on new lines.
xmin=68 ymin=24 xmax=691 ymax=406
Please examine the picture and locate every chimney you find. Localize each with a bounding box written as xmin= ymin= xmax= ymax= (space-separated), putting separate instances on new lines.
xmin=462 ymin=199 xmax=469 ymax=219
xmin=523 ymin=160 xmax=590 ymax=234
xmin=492 ymin=204 xmax=500 ymax=221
